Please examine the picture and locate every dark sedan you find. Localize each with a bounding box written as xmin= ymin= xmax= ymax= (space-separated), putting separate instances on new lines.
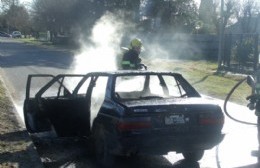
xmin=0 ymin=31 xmax=11 ymax=37
xmin=24 ymin=71 xmax=225 ymax=167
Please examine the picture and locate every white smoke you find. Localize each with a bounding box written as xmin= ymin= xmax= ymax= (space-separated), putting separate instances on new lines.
xmin=70 ymin=12 xmax=131 ymax=127
xmin=71 ymin=12 xmax=126 ymax=73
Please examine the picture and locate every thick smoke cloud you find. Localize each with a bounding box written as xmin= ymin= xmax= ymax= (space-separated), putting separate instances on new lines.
xmin=71 ymin=10 xmax=201 ymax=73
xmin=71 ymin=12 xmax=128 ymax=73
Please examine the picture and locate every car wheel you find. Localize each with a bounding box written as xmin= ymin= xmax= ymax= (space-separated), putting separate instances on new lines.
xmin=95 ymin=135 xmax=115 ymax=167
xmin=182 ymin=150 xmax=204 ymax=161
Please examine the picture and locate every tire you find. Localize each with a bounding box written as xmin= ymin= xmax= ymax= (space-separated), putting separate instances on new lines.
xmin=95 ymin=135 xmax=115 ymax=168
xmin=182 ymin=150 xmax=204 ymax=162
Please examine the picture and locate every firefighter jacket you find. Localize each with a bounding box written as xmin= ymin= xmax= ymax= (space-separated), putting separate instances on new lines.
xmin=121 ymin=49 xmax=141 ymax=70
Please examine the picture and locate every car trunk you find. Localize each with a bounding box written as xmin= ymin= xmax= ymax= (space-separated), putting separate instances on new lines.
xmin=118 ymin=97 xmax=224 ymax=135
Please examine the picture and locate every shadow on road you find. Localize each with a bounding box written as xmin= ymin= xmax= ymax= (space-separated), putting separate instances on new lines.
xmin=31 ymin=135 xmax=202 ymax=168
xmin=172 ymin=159 xmax=200 ymax=168
xmin=0 ymin=42 xmax=74 ymax=69
xmin=114 ymin=156 xmax=200 ymax=168
xmin=0 ymin=130 xmax=43 ymax=168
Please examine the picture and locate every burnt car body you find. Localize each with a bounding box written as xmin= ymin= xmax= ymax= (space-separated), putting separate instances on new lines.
xmin=24 ymin=71 xmax=224 ymax=166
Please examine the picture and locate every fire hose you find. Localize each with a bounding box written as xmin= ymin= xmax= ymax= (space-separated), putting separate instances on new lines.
xmin=223 ymin=77 xmax=257 ymax=126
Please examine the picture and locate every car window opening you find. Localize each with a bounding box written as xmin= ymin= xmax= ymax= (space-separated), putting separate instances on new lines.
xmin=115 ymin=74 xmax=188 ymax=100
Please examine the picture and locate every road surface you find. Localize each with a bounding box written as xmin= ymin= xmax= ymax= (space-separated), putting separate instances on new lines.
xmin=0 ymin=38 xmax=259 ymax=168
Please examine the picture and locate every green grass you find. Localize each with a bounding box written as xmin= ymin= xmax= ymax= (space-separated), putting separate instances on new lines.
xmin=144 ymin=58 xmax=251 ymax=106
xmin=19 ymin=37 xmax=53 ymax=46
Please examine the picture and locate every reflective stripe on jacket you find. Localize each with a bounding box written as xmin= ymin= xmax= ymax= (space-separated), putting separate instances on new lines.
xmin=121 ymin=61 xmax=135 ymax=68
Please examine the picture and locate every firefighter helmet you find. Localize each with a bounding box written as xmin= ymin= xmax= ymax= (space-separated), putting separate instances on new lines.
xmin=130 ymin=38 xmax=143 ymax=49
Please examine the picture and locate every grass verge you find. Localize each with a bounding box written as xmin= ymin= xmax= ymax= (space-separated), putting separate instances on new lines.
xmin=145 ymin=58 xmax=251 ymax=106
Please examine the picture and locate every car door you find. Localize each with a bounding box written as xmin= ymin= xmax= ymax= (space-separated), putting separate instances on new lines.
xmin=24 ymin=74 xmax=55 ymax=133
xmin=24 ymin=74 xmax=93 ymax=137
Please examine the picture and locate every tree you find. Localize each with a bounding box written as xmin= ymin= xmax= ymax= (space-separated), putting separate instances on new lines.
xmin=0 ymin=0 xmax=19 ymax=11
xmin=235 ymin=0 xmax=260 ymax=33
xmin=198 ymin=0 xmax=236 ymax=34
xmin=0 ymin=3 xmax=30 ymax=34
xmin=32 ymin=0 xmax=82 ymax=40
xmin=141 ymin=0 xmax=198 ymax=33
xmin=198 ymin=0 xmax=215 ymax=33
xmin=31 ymin=0 xmax=143 ymax=41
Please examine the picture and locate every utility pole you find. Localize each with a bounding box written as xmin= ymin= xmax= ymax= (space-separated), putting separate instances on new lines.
xmin=217 ymin=0 xmax=224 ymax=71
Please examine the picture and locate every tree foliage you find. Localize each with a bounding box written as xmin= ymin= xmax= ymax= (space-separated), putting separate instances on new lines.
xmin=198 ymin=0 xmax=215 ymax=33
xmin=30 ymin=0 xmax=200 ymax=41
xmin=1 ymin=0 xmax=19 ymax=11
xmin=0 ymin=1 xmax=30 ymax=34
xmin=237 ymin=0 xmax=260 ymax=33
xmin=199 ymin=0 xmax=237 ymax=34
xmin=141 ymin=0 xmax=198 ymax=33
xmin=1 ymin=0 xmax=259 ymax=39
xmin=6 ymin=5 xmax=30 ymax=31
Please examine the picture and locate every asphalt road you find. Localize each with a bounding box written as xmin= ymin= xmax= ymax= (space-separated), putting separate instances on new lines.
xmin=0 ymin=38 xmax=259 ymax=168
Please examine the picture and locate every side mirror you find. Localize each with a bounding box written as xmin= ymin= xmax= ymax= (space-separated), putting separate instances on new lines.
xmin=247 ymin=75 xmax=255 ymax=88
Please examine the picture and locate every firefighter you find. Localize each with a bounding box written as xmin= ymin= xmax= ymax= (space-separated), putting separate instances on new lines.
xmin=121 ymin=38 xmax=144 ymax=70
xmin=252 ymin=71 xmax=260 ymax=156
xmin=247 ymin=70 xmax=260 ymax=162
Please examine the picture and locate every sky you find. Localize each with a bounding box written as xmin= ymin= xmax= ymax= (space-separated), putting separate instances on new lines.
xmin=20 ymin=0 xmax=32 ymax=6
xmin=20 ymin=0 xmax=31 ymax=3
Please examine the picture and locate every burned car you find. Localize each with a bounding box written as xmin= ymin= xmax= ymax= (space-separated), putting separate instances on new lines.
xmin=24 ymin=71 xmax=224 ymax=166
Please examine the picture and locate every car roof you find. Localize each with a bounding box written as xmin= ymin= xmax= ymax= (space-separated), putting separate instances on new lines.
xmin=84 ymin=70 xmax=182 ymax=76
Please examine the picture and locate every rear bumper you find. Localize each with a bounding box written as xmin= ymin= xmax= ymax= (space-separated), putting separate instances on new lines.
xmin=112 ymin=133 xmax=225 ymax=155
